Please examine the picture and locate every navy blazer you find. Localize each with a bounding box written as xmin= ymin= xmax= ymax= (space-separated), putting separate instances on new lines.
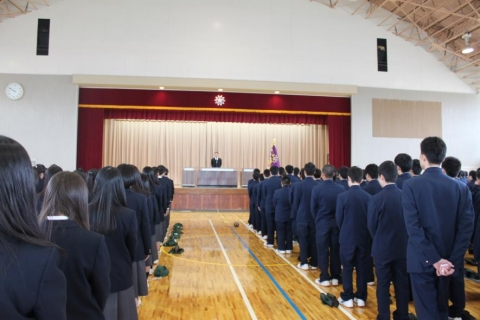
xmin=336 ymin=185 xmax=371 ymax=247
xmin=402 ymin=167 xmax=474 ymax=272
xmin=145 ymin=193 xmax=156 ymax=234
xmin=248 ymin=180 xmax=259 ymax=204
xmin=154 ymin=184 xmax=168 ymax=222
xmin=257 ymin=181 xmax=266 ymax=209
xmin=395 ymin=172 xmax=412 ymax=190
xmin=273 ymin=186 xmax=292 ymax=222
xmin=362 ymin=179 xmax=383 ymax=196
xmin=0 ymin=238 xmax=67 ymax=320
xmin=287 ymin=174 xmax=300 ymax=184
xmin=158 ymin=177 xmax=172 ymax=205
xmin=211 ymin=157 xmax=222 ymax=168
xmin=262 ymin=175 xmax=282 ymax=214
xmin=125 ymin=189 xmax=152 ymax=261
xmin=51 ymin=220 xmax=111 ymax=320
xmin=292 ymin=177 xmax=318 ymax=224
xmin=337 ymin=179 xmax=349 ymax=190
xmin=367 ymin=184 xmax=407 ymax=261
xmin=99 ymin=206 xmax=137 ymax=293
xmin=289 ymin=180 xmax=300 ymax=219
xmin=311 ymin=179 xmax=346 ymax=228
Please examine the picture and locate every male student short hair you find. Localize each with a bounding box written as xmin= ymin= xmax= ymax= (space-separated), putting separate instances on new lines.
xmin=253 ymin=172 xmax=260 ymax=181
xmin=322 ymin=165 xmax=336 ymax=179
xmin=378 ymin=160 xmax=398 ymax=183
xmin=338 ymin=166 xmax=349 ymax=179
xmin=285 ymin=165 xmax=294 ymax=174
xmin=420 ymin=136 xmax=446 ymax=165
xmin=394 ymin=153 xmax=413 ymax=173
xmin=469 ymin=170 xmax=477 ymax=181
xmin=270 ymin=166 xmax=279 ymax=176
xmin=412 ymin=159 xmax=422 ymax=175
xmin=304 ymin=162 xmax=316 ymax=176
xmin=263 ymin=169 xmax=271 ymax=178
xmin=347 ymin=166 xmax=363 ymax=183
xmin=441 ymin=157 xmax=461 ymax=178
xmin=364 ymin=164 xmax=379 ymax=179
xmin=279 ymin=167 xmax=285 ymax=175
xmin=314 ymin=169 xmax=321 ymax=179
xmin=281 ymin=176 xmax=291 ymax=186
xmin=253 ymin=168 xmax=261 ymax=174
xmin=294 ymin=167 xmax=300 ymax=176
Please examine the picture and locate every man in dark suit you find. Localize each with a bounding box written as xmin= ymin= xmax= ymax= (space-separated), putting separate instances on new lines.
xmin=394 ymin=153 xmax=412 ymax=189
xmin=362 ymin=164 xmax=382 ymax=196
xmin=257 ymin=169 xmax=270 ymax=239
xmin=285 ymin=165 xmax=300 ymax=184
xmin=262 ymin=166 xmax=282 ymax=247
xmin=273 ymin=176 xmax=293 ymax=253
xmin=311 ymin=164 xmax=345 ymax=287
xmin=292 ymin=162 xmax=319 ymax=270
xmin=211 ymin=152 xmax=222 ymax=168
xmin=367 ymin=161 xmax=409 ymax=320
xmin=402 ymin=137 xmax=473 ymax=319
xmin=336 ymin=166 xmax=372 ymax=308
xmin=336 ymin=166 xmax=349 ymax=190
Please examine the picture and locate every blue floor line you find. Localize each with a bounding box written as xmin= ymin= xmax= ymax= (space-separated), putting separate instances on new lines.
xmin=230 ymin=227 xmax=307 ymax=320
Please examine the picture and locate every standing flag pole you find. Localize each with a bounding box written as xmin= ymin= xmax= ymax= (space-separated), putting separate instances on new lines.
xmin=268 ymin=138 xmax=280 ymax=168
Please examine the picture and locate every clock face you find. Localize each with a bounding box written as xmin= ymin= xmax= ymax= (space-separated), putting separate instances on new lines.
xmin=5 ymin=83 xmax=24 ymax=100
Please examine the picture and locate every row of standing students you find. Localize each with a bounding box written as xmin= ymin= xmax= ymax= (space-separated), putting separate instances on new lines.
xmin=0 ymin=134 xmax=176 ymax=320
xmin=247 ymin=137 xmax=478 ymax=320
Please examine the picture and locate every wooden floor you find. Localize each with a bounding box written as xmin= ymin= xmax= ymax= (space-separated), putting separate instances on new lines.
xmin=139 ymin=211 xmax=480 ymax=320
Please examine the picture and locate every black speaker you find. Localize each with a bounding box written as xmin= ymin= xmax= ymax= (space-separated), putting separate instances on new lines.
xmin=377 ymin=38 xmax=388 ymax=72
xmin=36 ymin=19 xmax=50 ymax=56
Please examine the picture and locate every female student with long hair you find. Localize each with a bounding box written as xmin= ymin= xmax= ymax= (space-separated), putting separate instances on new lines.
xmin=39 ymin=171 xmax=111 ymax=320
xmin=89 ymin=166 xmax=138 ymax=320
xmin=0 ymin=135 xmax=67 ymax=319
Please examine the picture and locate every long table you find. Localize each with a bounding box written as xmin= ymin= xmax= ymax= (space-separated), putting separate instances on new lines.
xmin=182 ymin=168 xmax=254 ymax=188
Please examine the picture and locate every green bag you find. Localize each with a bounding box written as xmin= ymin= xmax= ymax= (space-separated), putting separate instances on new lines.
xmin=153 ymin=265 xmax=169 ymax=277
xmin=163 ymin=239 xmax=178 ymax=246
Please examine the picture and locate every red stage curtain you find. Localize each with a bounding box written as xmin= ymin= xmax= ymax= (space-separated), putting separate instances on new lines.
xmin=104 ymin=109 xmax=327 ymax=125
xmin=77 ymin=108 xmax=105 ymax=170
xmin=326 ymin=115 xmax=351 ymax=168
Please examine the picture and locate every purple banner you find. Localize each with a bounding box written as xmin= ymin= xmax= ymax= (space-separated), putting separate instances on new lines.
xmin=269 ymin=144 xmax=280 ymax=167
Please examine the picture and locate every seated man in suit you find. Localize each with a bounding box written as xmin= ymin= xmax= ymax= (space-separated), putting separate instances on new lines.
xmin=211 ymin=152 xmax=222 ymax=168
xmin=403 ymin=137 xmax=473 ymax=319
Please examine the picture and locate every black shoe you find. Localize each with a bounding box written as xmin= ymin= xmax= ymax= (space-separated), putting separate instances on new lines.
xmin=408 ymin=313 xmax=417 ymax=320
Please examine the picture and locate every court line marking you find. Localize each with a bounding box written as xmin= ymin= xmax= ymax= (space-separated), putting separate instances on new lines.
xmin=240 ymin=220 xmax=357 ymax=320
xmin=209 ymin=219 xmax=258 ymax=320
xmin=230 ymin=226 xmax=308 ymax=320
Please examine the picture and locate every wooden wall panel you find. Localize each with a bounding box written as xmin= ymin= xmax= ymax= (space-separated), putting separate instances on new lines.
xmin=172 ymin=188 xmax=249 ymax=211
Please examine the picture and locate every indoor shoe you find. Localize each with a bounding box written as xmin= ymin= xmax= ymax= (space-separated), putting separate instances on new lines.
xmin=297 ymin=263 xmax=309 ymax=270
xmin=331 ymin=279 xmax=339 ymax=286
xmin=310 ymin=265 xmax=317 ymax=270
xmin=266 ymin=244 xmax=274 ymax=248
xmin=367 ymin=281 xmax=375 ymax=286
xmin=286 ymin=250 xmax=292 ymax=253
xmin=354 ymin=298 xmax=365 ymax=307
xmin=314 ymin=279 xmax=330 ymax=286
xmin=277 ymin=250 xmax=286 ymax=254
xmin=339 ymin=298 xmax=353 ymax=308
xmin=261 ymin=235 xmax=267 ymax=240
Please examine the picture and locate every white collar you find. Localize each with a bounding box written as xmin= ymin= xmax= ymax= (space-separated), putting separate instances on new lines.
xmin=47 ymin=216 xmax=69 ymax=221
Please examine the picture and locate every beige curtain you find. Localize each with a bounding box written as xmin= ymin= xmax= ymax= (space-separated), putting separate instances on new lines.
xmin=103 ymin=120 xmax=329 ymax=185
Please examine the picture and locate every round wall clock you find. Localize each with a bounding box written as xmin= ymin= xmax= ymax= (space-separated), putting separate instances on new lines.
xmin=5 ymin=83 xmax=24 ymax=100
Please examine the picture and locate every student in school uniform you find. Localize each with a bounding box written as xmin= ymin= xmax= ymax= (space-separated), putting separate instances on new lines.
xmin=394 ymin=153 xmax=413 ymax=190
xmin=140 ymin=173 xmax=159 ymax=268
xmin=0 ymin=135 xmax=67 ymax=320
xmin=144 ymin=166 xmax=167 ymax=251
xmin=39 ymin=171 xmax=111 ymax=320
xmin=285 ymin=165 xmax=300 ymax=184
xmin=292 ymin=162 xmax=319 ymax=270
xmin=336 ymin=166 xmax=350 ymax=190
xmin=402 ymin=137 xmax=473 ymax=319
xmin=262 ymin=166 xmax=282 ymax=247
xmin=336 ymin=166 xmax=372 ymax=308
xmin=117 ymin=164 xmax=151 ymax=305
xmin=410 ymin=159 xmax=422 ymax=177
xmin=253 ymin=173 xmax=264 ymax=234
xmin=89 ymin=166 xmax=138 ymax=320
xmin=311 ymin=165 xmax=345 ymax=287
xmin=248 ymin=171 xmax=260 ymax=231
xmin=367 ymin=161 xmax=409 ymax=320
xmin=273 ymin=176 xmax=293 ymax=253
xmin=257 ymin=169 xmax=270 ymax=239
xmin=36 ymin=164 xmax=63 ymax=214
xmin=362 ymin=164 xmax=382 ymax=196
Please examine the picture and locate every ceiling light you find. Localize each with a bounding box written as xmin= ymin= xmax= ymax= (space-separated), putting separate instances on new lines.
xmin=218 ymin=88 xmax=223 ymax=92
xmin=275 ymin=91 xmax=280 ymax=94
xmin=159 ymin=86 xmax=164 ymax=90
xmin=461 ymin=32 xmax=474 ymax=54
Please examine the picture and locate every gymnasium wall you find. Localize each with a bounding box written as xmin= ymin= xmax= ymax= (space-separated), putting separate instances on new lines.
xmin=0 ymin=74 xmax=78 ymax=170
xmin=0 ymin=0 xmax=473 ymax=94
xmin=352 ymin=87 xmax=480 ymax=171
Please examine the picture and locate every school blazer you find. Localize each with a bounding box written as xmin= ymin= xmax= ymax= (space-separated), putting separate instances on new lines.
xmin=0 ymin=238 xmax=67 ymax=320
xmin=51 ymin=220 xmax=111 ymax=320
xmin=125 ymin=189 xmax=152 ymax=261
xmin=335 ymin=185 xmax=372 ymax=247
xmin=211 ymin=157 xmax=222 ymax=168
xmin=289 ymin=181 xmax=300 ymax=220
xmin=154 ymin=184 xmax=168 ymax=219
xmin=257 ymin=181 xmax=266 ymax=209
xmin=273 ymin=186 xmax=292 ymax=222
xmin=262 ymin=175 xmax=282 ymax=214
xmin=99 ymin=206 xmax=137 ymax=292
xmin=311 ymin=180 xmax=346 ymax=228
xmin=367 ymin=184 xmax=407 ymax=261
xmin=292 ymin=177 xmax=318 ymax=224
xmin=395 ymin=172 xmax=412 ymax=190
xmin=287 ymin=174 xmax=300 ymax=184
xmin=402 ymin=167 xmax=473 ymax=273
xmin=158 ymin=177 xmax=173 ymax=205
xmin=362 ymin=179 xmax=383 ymax=196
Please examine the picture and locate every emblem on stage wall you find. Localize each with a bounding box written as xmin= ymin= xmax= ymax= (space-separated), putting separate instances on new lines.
xmin=214 ymin=95 xmax=226 ymax=106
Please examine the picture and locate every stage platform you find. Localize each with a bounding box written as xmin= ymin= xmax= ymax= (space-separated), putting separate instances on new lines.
xmin=171 ymin=187 xmax=249 ymax=211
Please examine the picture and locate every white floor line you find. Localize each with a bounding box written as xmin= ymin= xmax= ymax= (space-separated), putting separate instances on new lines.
xmin=209 ymin=219 xmax=258 ymax=320
xmin=240 ymin=221 xmax=356 ymax=320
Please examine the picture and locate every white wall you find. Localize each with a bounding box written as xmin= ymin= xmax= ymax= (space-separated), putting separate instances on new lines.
xmin=352 ymin=87 xmax=480 ymax=171
xmin=0 ymin=0 xmax=473 ymax=93
xmin=0 ymin=74 xmax=78 ymax=170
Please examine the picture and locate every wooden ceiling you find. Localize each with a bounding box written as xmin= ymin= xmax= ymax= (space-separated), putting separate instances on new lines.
xmin=313 ymin=0 xmax=480 ymax=91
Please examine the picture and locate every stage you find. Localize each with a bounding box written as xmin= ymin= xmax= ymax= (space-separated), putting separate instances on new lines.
xmin=171 ymin=187 xmax=249 ymax=211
